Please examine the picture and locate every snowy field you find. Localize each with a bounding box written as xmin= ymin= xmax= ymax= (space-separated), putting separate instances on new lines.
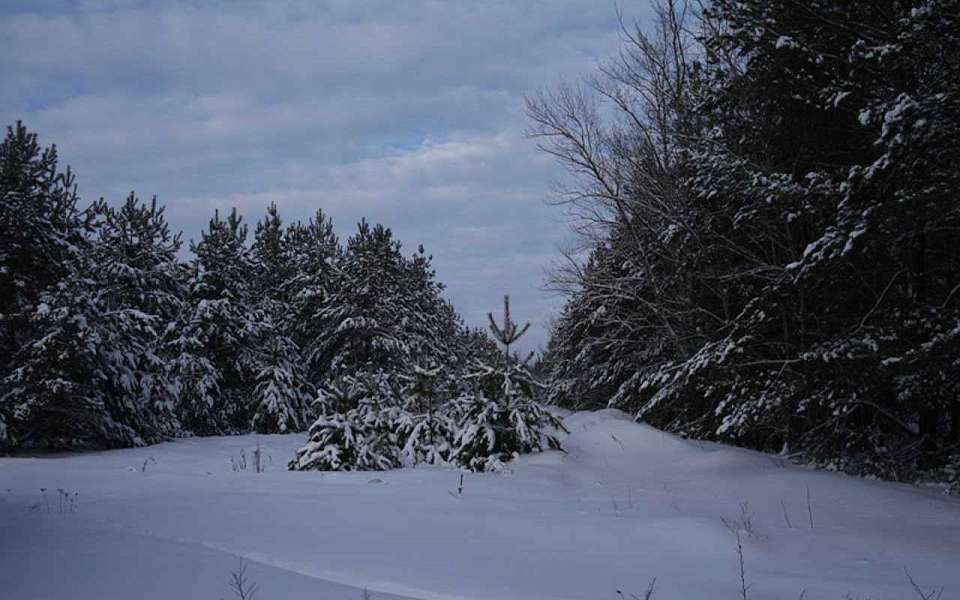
xmin=2 ymin=409 xmax=958 ymax=600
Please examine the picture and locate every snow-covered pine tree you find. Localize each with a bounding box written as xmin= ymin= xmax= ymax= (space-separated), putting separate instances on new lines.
xmin=2 ymin=264 xmax=147 ymax=448
xmin=167 ymin=208 xmax=262 ymax=434
xmin=305 ymin=222 xmax=456 ymax=386
xmin=652 ymin=0 xmax=960 ymax=477
xmin=290 ymin=222 xmax=461 ymax=471
xmin=309 ymin=221 xmax=409 ymax=381
xmin=250 ymin=331 xmax=313 ymax=434
xmin=288 ymin=372 xmax=401 ymax=471
xmin=394 ymin=361 xmax=456 ymax=466
xmin=543 ymin=233 xmax=667 ymax=413
xmin=286 ymin=209 xmax=340 ymax=388
xmin=535 ymin=0 xmax=960 ymax=482
xmin=0 ymin=123 xmax=87 ymax=448
xmin=251 ymin=202 xmax=292 ymax=314
xmin=85 ymin=194 xmax=187 ymax=440
xmin=451 ymin=296 xmax=564 ymax=472
xmin=453 ymin=324 xmax=501 ymax=373
xmin=248 ymin=203 xmax=314 ymax=433
xmin=1 ymin=194 xmax=184 ymax=449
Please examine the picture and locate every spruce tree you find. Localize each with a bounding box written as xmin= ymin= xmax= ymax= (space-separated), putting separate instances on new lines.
xmin=310 ymin=221 xmax=410 ymax=380
xmin=631 ymin=0 xmax=960 ymax=476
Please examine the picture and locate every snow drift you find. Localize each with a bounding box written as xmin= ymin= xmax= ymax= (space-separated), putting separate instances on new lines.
xmin=1 ymin=409 xmax=958 ymax=599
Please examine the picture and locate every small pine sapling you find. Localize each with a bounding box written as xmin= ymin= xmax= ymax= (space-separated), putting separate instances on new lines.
xmin=395 ymin=362 xmax=456 ymax=466
xmin=288 ymin=373 xmax=401 ymax=471
xmin=451 ymin=296 xmax=565 ymax=472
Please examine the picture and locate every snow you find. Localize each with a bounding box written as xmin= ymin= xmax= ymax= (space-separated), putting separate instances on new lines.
xmin=2 ymin=409 xmax=959 ymax=600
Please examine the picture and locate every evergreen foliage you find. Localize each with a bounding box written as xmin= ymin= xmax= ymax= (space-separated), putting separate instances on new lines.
xmin=168 ymin=209 xmax=262 ymax=435
xmin=535 ymin=0 xmax=960 ymax=482
xmin=289 ymin=372 xmax=402 ymax=471
xmin=248 ymin=203 xmax=315 ymax=433
xmin=290 ymin=293 xmax=564 ymax=473
xmin=90 ymin=194 xmax=186 ymax=437
xmin=1 ymin=193 xmax=184 ymax=448
xmin=1 ymin=123 xmax=542 ymax=462
xmin=311 ymin=221 xmax=455 ymax=381
xmin=451 ymin=297 xmax=564 ymax=472
xmin=0 ymin=123 xmax=86 ymax=447
xmin=286 ymin=209 xmax=340 ymax=385
xmin=3 ymin=257 xmax=150 ymax=448
xmin=289 ymin=223 xmax=468 ymax=471
xmin=250 ymin=331 xmax=313 ymax=434
xmin=395 ymin=363 xmax=456 ymax=466
xmin=251 ymin=202 xmax=291 ymax=309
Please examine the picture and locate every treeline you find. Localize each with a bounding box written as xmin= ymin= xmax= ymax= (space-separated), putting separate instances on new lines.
xmin=535 ymin=0 xmax=960 ymax=484
xmin=0 ymin=122 xmax=560 ymax=471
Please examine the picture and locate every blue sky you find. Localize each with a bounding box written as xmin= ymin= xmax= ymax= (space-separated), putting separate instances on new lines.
xmin=0 ymin=0 xmax=641 ymax=350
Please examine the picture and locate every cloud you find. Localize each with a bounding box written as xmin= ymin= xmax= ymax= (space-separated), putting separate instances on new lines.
xmin=0 ymin=0 xmax=643 ymax=350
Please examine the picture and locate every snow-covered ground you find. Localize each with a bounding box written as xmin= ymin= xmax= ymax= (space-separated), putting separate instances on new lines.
xmin=1 ymin=409 xmax=958 ymax=600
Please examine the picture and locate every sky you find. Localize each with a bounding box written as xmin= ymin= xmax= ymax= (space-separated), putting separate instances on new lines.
xmin=0 ymin=0 xmax=641 ymax=351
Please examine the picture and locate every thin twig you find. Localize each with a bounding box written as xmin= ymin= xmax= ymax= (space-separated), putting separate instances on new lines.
xmin=735 ymin=530 xmax=750 ymax=600
xmin=228 ymin=561 xmax=258 ymax=600
xmin=905 ymin=567 xmax=944 ymax=600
